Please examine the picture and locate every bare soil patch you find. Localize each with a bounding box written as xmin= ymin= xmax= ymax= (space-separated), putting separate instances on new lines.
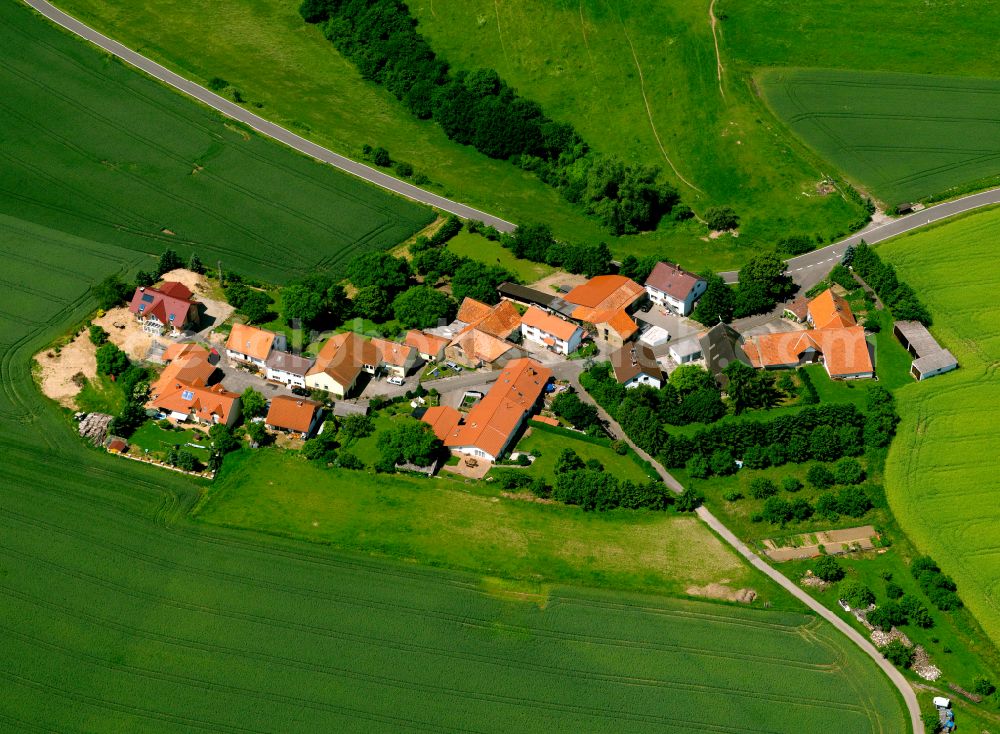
xmin=35 ymin=330 xmax=97 ymax=408
xmin=93 ymin=307 xmax=152 ymax=361
xmin=160 ymin=268 xmax=212 ymax=297
xmin=686 ymin=581 xmax=757 ymax=603
xmin=528 ymin=271 xmax=587 ymax=293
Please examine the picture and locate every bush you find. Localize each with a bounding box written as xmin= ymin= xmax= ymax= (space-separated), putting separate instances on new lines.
xmin=675 ymin=487 xmax=704 ymax=512
xmin=394 ymin=161 xmax=414 ymax=177
xmin=208 ymin=76 xmax=229 ymax=91
xmin=748 ymin=478 xmax=778 ymax=499
xmin=833 ymin=458 xmax=865 ymax=485
xmin=88 ymin=324 xmax=109 ymax=346
xmin=610 ymin=440 xmax=629 ymax=456
xmin=885 ymin=581 xmax=904 ymax=599
xmin=806 ymin=465 xmax=835 ymax=489
xmin=761 ymin=496 xmax=793 ymax=525
xmin=782 ymin=477 xmax=803 ymax=493
xmin=882 ymin=639 xmax=914 ymax=668
xmin=686 ymin=454 xmax=709 ymax=479
xmin=709 ymin=449 xmax=736 ymax=476
xmin=899 ymin=595 xmax=934 ymax=628
xmin=704 ymin=206 xmax=739 ymax=231
xmin=813 ymin=555 xmax=845 ymax=582
xmin=839 ymin=580 xmax=875 ymax=609
xmin=973 ymin=677 xmax=996 ymax=697
xmin=722 ymin=490 xmax=743 ymax=502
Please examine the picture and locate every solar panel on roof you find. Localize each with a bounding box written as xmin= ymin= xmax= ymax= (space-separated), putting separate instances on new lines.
xmin=141 ymin=294 xmax=154 ymax=303
xmin=181 ymin=389 xmax=195 ymax=400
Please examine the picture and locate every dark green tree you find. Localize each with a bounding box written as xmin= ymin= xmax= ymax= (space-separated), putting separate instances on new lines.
xmin=157 ymin=248 xmax=183 ymax=276
xmin=691 ymin=272 xmax=735 ymax=325
xmin=96 ymin=342 xmax=130 ymax=377
xmin=353 ymin=285 xmax=394 ymax=322
xmin=94 ymin=275 xmax=133 ymax=310
xmin=392 ymin=286 xmax=456 ymax=328
xmin=240 ymin=388 xmax=267 ymax=419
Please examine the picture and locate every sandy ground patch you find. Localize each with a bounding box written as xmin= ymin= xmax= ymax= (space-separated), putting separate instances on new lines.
xmin=528 ymin=271 xmax=587 ymax=292
xmin=34 ymin=330 xmax=97 ymax=408
xmin=686 ymin=582 xmax=757 ymax=603
xmin=160 ymin=268 xmax=209 ymax=295
xmin=93 ymin=307 xmax=152 ymax=361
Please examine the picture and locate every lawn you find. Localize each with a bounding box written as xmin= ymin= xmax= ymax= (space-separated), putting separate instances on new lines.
xmin=760 ymin=69 xmax=1000 ymax=205
xmin=447 ymin=230 xmax=554 ymax=284
xmin=879 ymin=207 xmax=1000 ymax=646
xmin=512 ymin=423 xmax=655 ymax=485
xmin=74 ymin=373 xmax=126 ymax=415
xmin=129 ymin=421 xmax=212 ymax=463
xmin=3 ymin=1 xmax=431 ymax=284
xmin=51 ymin=0 xmax=863 ymax=269
xmin=198 ymin=450 xmax=760 ymax=600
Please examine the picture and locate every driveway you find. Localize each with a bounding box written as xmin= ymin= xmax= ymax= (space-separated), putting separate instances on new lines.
xmin=220 ymin=363 xmax=285 ymax=396
xmin=740 ymin=316 xmax=806 ymax=339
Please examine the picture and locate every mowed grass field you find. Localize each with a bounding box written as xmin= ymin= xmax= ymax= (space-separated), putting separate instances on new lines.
xmin=761 ymin=70 xmax=1000 ymax=205
xmin=2 ymin=1 xmax=431 ymax=284
xmin=880 ymin=206 xmax=1000 ymax=644
xmin=51 ymin=0 xmax=864 ymax=267
xmin=0 ymin=223 xmax=909 ymax=732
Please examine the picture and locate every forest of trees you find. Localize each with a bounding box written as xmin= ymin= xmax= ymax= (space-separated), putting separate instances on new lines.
xmin=300 ymin=0 xmax=683 ymax=234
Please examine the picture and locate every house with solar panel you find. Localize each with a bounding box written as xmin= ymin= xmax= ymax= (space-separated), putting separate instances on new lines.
xmin=127 ymin=282 xmax=200 ymax=337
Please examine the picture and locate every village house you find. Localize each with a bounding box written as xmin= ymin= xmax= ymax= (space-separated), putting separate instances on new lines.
xmin=643 ymin=262 xmax=707 ymax=316
xmin=563 ymin=275 xmax=646 ymax=348
xmin=304 ymin=332 xmax=377 ymax=398
xmin=404 ymin=329 xmax=449 ymax=362
xmin=127 ymin=282 xmax=200 ymax=337
xmin=148 ymin=344 xmax=240 ymax=426
xmin=421 ymin=358 xmax=552 ymax=463
xmin=264 ymin=351 xmax=315 ymax=389
xmin=519 ymin=306 xmax=584 ymax=355
xmin=741 ymin=289 xmax=874 ymax=380
xmin=445 ymin=297 xmax=525 ymax=370
xmin=667 ymin=323 xmax=750 ymax=387
xmin=370 ymin=337 xmax=419 ymax=378
xmin=893 ymin=320 xmax=958 ymax=381
xmin=610 ymin=343 xmax=664 ymax=389
xmin=226 ymin=324 xmax=287 ymax=370
xmin=265 ymin=395 xmax=323 ymax=438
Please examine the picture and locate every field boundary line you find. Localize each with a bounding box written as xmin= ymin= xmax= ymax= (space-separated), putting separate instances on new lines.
xmin=21 ymin=0 xmax=518 ymax=232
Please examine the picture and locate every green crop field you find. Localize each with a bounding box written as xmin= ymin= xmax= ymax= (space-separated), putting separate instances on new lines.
xmin=761 ymin=70 xmax=1000 ymax=205
xmin=2 ymin=1 xmax=431 ymax=284
xmin=51 ymin=0 xmax=865 ymax=268
xmin=881 ymin=206 xmax=1000 ymax=644
xmin=0 ymin=221 xmax=909 ymax=733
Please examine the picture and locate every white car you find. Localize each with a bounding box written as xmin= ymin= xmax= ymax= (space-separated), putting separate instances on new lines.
xmin=386 ymin=376 xmax=404 ymax=386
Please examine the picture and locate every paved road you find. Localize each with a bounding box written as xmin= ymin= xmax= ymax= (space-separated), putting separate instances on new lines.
xmin=721 ymin=186 xmax=1000 ymax=284
xmin=22 ymin=0 xmax=517 ymax=233
xmin=568 ymin=380 xmax=924 ymax=733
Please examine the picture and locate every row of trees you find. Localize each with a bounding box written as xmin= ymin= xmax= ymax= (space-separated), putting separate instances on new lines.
xmin=300 ymin=0 xmax=683 ymax=234
xmin=851 ymin=242 xmax=932 ymax=324
xmin=466 ymin=220 xmax=614 ymax=278
xmin=753 ymin=484 xmax=877 ymax=526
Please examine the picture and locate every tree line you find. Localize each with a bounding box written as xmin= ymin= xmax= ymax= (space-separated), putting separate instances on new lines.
xmin=850 ymin=242 xmax=931 ymax=325
xmin=299 ymin=0 xmax=683 ymax=234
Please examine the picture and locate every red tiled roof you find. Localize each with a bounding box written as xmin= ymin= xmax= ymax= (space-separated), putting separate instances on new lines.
xmin=808 ymin=289 xmax=856 ymax=330
xmin=153 ymin=383 xmax=239 ymax=424
xmin=564 ymin=275 xmax=644 ymax=340
xmin=151 ymin=345 xmax=216 ymax=394
xmin=449 ymin=327 xmax=513 ymax=364
xmin=405 ymin=330 xmax=448 ymax=356
xmin=644 ymin=262 xmax=702 ymax=300
xmin=456 ymin=297 xmax=493 ymax=324
xmin=742 ymin=326 xmax=872 ymax=377
xmin=128 ymin=283 xmax=197 ymax=328
xmin=370 ymin=337 xmax=416 ymax=368
xmin=226 ymin=324 xmax=277 ymax=361
xmin=266 ymin=395 xmax=321 ymax=433
xmin=421 ymin=405 xmax=462 ymax=441
xmin=426 ymin=358 xmax=552 ymax=459
xmin=307 ymin=332 xmax=377 ymax=388
xmin=521 ymin=306 xmax=580 ymax=342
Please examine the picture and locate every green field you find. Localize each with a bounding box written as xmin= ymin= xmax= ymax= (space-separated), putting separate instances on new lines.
xmin=51 ymin=0 xmax=865 ymax=267
xmin=881 ymin=207 xmax=1000 ymax=644
xmin=197 ymin=450 xmax=751 ymax=598
xmin=761 ymin=70 xmax=1000 ymax=205
xmin=3 ymin=1 xmax=431 ymax=283
xmin=447 ymin=230 xmax=555 ymax=284
xmin=0 ymin=224 xmax=909 ymax=732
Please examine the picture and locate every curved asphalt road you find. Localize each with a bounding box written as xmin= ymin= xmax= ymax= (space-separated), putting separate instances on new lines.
xmin=721 ymin=186 xmax=1000 ymax=284
xmin=20 ymin=0 xmax=517 ymax=233
xmin=25 ymin=1 xmax=983 ymax=729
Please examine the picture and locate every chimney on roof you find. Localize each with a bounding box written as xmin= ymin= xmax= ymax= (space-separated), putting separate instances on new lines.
xmin=139 ymin=287 xmax=145 ymax=292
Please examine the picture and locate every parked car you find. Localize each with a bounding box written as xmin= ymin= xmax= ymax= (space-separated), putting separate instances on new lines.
xmin=290 ymin=386 xmax=310 ymax=397
xmin=445 ymin=361 xmax=462 ymax=372
xmin=386 ymin=376 xmax=404 ymax=386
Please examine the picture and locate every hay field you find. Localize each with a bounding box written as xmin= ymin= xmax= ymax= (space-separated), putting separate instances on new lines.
xmin=881 ymin=206 xmax=1000 ymax=643
xmin=761 ymin=70 xmax=1000 ymax=205
xmin=2 ymin=1 xmax=431 ymax=284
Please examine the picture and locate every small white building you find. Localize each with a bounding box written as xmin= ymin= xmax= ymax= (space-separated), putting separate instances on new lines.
xmin=669 ymin=337 xmax=703 ymax=364
xmin=644 ymin=262 xmax=706 ymax=316
xmin=519 ymin=306 xmax=583 ymax=355
xmin=265 ymin=351 xmax=315 ymax=389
